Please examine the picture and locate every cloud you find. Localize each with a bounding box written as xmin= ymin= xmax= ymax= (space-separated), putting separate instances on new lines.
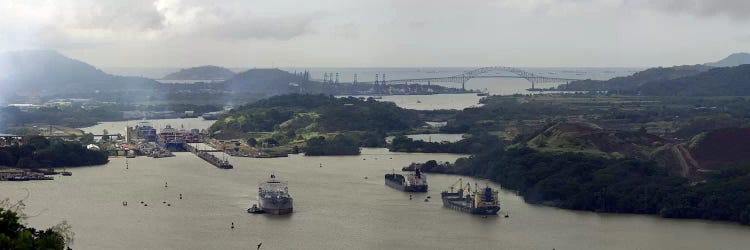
xmin=736 ymin=34 xmax=750 ymax=43
xmin=154 ymin=0 xmax=318 ymax=40
xmin=0 ymin=0 xmax=320 ymax=51
xmin=454 ymin=0 xmax=750 ymax=20
xmin=628 ymin=0 xmax=750 ymax=21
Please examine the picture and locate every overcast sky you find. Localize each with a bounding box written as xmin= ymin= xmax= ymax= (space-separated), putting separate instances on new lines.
xmin=1 ymin=0 xmax=749 ymax=68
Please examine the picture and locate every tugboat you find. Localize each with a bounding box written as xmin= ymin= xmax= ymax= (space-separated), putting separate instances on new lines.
xmin=257 ymin=174 xmax=294 ymax=215
xmin=247 ymin=204 xmax=264 ymax=214
xmin=217 ymin=158 xmax=233 ymax=169
xmin=384 ymin=168 xmax=428 ymax=192
xmin=441 ymin=178 xmax=500 ymax=215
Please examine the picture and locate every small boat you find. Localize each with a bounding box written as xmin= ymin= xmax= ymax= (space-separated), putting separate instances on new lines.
xmin=247 ymin=204 xmax=265 ymax=214
xmin=61 ymin=171 xmax=72 ymax=176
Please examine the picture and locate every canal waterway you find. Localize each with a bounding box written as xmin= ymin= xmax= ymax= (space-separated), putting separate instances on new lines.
xmin=2 ymin=147 xmax=750 ymax=249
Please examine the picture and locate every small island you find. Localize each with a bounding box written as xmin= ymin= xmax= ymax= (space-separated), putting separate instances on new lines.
xmin=161 ymin=65 xmax=236 ymax=81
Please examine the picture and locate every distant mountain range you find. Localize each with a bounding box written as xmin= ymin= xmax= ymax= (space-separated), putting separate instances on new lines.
xmin=0 ymin=50 xmax=467 ymax=101
xmin=161 ymin=65 xmax=235 ymax=81
xmin=639 ymin=65 xmax=750 ymax=96
xmin=0 ymin=50 xmax=157 ymax=96
xmin=557 ymin=65 xmax=713 ymax=92
xmin=7 ymin=49 xmax=746 ymax=98
xmin=705 ymin=53 xmax=750 ymax=67
xmin=557 ymin=52 xmax=750 ymax=95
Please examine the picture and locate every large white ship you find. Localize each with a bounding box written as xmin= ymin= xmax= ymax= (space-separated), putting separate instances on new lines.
xmin=257 ymin=174 xmax=294 ymax=215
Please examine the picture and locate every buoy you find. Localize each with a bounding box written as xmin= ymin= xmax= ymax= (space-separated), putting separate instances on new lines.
xmin=427 ymin=196 xmax=431 ymax=199
xmin=504 ymin=214 xmax=509 ymax=218
xmin=424 ymin=198 xmax=429 ymax=202
xmin=144 ymin=204 xmax=148 ymax=207
xmin=140 ymin=201 xmax=144 ymax=204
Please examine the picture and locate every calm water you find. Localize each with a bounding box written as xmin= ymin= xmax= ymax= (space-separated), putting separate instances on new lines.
xmin=2 ymin=148 xmax=750 ymax=250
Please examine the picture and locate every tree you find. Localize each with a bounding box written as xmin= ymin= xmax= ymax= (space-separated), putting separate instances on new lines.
xmin=79 ymin=133 xmax=95 ymax=145
xmin=0 ymin=199 xmax=70 ymax=250
xmin=247 ymin=138 xmax=258 ymax=147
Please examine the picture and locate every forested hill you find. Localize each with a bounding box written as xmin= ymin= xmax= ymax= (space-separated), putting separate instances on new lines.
xmin=705 ymin=52 xmax=750 ymax=67
xmin=209 ymin=94 xmax=423 ymax=137
xmin=557 ymin=64 xmax=750 ymax=96
xmin=410 ymin=124 xmax=750 ymax=225
xmin=0 ymin=50 xmax=157 ymax=95
xmin=0 ymin=136 xmax=108 ymax=168
xmin=639 ymin=64 xmax=750 ymax=96
xmin=556 ymin=65 xmax=712 ymax=92
xmin=223 ymin=68 xmax=307 ymax=95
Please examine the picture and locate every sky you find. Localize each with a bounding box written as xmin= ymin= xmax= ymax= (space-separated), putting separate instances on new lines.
xmin=1 ymin=0 xmax=749 ymax=68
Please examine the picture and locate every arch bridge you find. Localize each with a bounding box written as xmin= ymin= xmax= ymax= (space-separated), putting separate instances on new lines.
xmin=373 ymin=66 xmax=582 ymax=90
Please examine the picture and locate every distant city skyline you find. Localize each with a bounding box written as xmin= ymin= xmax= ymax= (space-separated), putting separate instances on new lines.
xmin=1 ymin=0 xmax=749 ymax=68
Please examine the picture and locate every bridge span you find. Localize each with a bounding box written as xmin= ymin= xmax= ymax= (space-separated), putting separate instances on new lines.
xmin=325 ymin=66 xmax=583 ymax=90
xmin=382 ymin=67 xmax=581 ymax=90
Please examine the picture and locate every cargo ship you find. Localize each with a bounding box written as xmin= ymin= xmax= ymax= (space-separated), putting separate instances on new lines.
xmin=257 ymin=174 xmax=293 ymax=215
xmin=157 ymin=125 xmax=201 ymax=151
xmin=135 ymin=121 xmax=158 ymax=142
xmin=201 ymin=112 xmax=219 ymax=120
xmin=441 ymin=178 xmax=500 ymax=215
xmin=384 ymin=168 xmax=428 ymax=192
xmin=158 ymin=124 xmax=186 ymax=151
